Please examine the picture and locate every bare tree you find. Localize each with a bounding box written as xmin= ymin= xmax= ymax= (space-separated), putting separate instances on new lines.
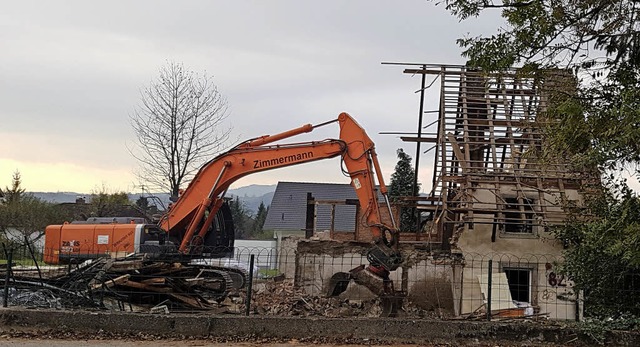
xmin=130 ymin=61 xmax=232 ymax=199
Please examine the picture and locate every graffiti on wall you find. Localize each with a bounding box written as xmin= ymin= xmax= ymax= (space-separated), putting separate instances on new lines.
xmin=541 ymin=262 xmax=576 ymax=303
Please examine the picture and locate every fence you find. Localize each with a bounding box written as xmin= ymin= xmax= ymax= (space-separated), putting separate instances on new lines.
xmin=0 ymin=240 xmax=629 ymax=321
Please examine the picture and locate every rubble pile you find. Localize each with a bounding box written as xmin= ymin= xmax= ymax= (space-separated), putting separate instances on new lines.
xmin=244 ymin=278 xmax=382 ymax=317
xmin=4 ymin=259 xmax=442 ymax=318
xmin=243 ymin=278 xmax=448 ymax=318
xmin=0 ymin=288 xmax=62 ymax=309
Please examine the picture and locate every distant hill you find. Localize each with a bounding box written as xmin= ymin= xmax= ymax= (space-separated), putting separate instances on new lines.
xmin=227 ymin=184 xmax=277 ymax=198
xmin=30 ymin=192 xmax=84 ymax=204
xmin=226 ymin=184 xmax=276 ymax=214
xmin=30 ymin=184 xmax=276 ymax=215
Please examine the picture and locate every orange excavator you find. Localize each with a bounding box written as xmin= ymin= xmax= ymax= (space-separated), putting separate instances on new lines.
xmin=44 ymin=112 xmax=404 ymax=314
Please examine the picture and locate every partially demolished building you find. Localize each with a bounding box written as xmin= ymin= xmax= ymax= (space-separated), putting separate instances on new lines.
xmin=390 ymin=63 xmax=594 ymax=318
xmin=395 ymin=64 xmax=593 ymax=252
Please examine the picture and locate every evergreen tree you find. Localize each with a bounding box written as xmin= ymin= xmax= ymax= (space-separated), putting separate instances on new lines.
xmin=228 ymin=196 xmax=253 ymax=239
xmin=389 ymin=149 xmax=420 ymax=232
xmin=252 ymin=201 xmax=269 ymax=235
xmin=135 ymin=196 xmax=149 ymax=210
xmin=1 ymin=171 xmax=26 ymax=204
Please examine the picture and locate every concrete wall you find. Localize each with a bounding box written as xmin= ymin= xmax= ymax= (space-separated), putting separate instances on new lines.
xmin=456 ymin=183 xmax=577 ymax=255
xmin=404 ymin=258 xmax=457 ymax=315
xmin=277 ymin=238 xmax=456 ymax=314
xmin=277 ymin=236 xmax=576 ymax=320
xmin=2 ymin=308 xmax=624 ymax=345
xmin=296 ymin=251 xmax=368 ymax=296
xmin=453 ymin=183 xmax=580 ymax=320
xmin=278 ymin=236 xmax=300 ymax=280
xmin=457 ymin=256 xmax=577 ymax=320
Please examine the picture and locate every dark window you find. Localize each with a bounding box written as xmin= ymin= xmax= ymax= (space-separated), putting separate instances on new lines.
xmin=503 ymin=197 xmax=534 ymax=233
xmin=503 ymin=268 xmax=531 ymax=303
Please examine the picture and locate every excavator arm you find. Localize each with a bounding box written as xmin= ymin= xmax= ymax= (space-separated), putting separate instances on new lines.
xmin=160 ymin=139 xmax=346 ymax=250
xmin=160 ymin=112 xmax=402 ymax=273
xmin=160 ymin=113 xmax=404 ymax=315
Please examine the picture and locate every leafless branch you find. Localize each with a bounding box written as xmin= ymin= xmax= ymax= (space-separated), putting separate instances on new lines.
xmin=129 ymin=62 xmax=232 ymax=197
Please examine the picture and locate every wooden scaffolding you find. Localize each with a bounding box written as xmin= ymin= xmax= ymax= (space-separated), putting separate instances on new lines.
xmin=389 ymin=64 xmax=594 ymax=249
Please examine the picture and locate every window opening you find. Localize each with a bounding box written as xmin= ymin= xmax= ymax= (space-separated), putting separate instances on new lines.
xmin=503 ymin=268 xmax=531 ymax=303
xmin=503 ymin=197 xmax=535 ymax=233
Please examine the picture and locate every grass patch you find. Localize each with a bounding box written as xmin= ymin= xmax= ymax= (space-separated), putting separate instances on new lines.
xmin=0 ymin=258 xmax=42 ymax=266
xmin=258 ymin=268 xmax=280 ymax=278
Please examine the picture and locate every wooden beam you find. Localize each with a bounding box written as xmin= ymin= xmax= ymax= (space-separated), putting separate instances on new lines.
xmin=119 ymin=279 xmax=173 ymax=293
xmin=401 ymin=136 xmax=438 ymax=143
xmin=446 ymin=133 xmax=468 ymax=171
xmin=141 ymin=277 xmax=166 ymax=285
xmin=90 ymin=274 xmax=130 ymax=290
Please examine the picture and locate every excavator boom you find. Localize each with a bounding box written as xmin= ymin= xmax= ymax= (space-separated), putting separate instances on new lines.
xmin=162 ymin=113 xmax=402 ymax=273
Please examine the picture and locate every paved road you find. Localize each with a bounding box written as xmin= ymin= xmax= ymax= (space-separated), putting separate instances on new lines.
xmin=0 ymin=339 xmax=429 ymax=347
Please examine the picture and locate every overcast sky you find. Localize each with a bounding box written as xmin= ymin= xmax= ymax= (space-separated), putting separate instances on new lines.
xmin=1 ymin=0 xmax=502 ymax=194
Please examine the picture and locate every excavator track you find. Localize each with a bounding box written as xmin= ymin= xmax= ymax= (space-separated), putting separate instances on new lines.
xmin=192 ymin=268 xmax=233 ymax=303
xmin=131 ymin=251 xmax=250 ymax=303
xmin=183 ymin=264 xmax=247 ymax=303
xmin=192 ymin=264 xmax=248 ymax=290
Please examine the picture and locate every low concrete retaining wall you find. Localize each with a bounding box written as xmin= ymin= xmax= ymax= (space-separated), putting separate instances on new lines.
xmin=0 ymin=308 xmax=638 ymax=346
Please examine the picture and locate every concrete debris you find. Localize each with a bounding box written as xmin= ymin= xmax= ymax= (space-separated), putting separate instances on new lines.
xmin=241 ymin=278 xmax=440 ymax=318
xmin=0 ymin=288 xmax=62 ymax=309
xmin=243 ymin=278 xmax=383 ymax=317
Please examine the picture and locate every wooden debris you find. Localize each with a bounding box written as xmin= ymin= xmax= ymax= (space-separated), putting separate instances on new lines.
xmin=6 ymin=255 xmax=238 ymax=312
xmin=108 ymin=259 xmax=144 ymax=271
xmin=140 ymin=277 xmax=166 ymax=285
xmin=89 ymin=274 xmax=130 ymax=290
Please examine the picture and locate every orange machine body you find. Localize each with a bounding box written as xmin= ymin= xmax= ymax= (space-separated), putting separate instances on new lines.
xmin=43 ymin=223 xmax=148 ymax=264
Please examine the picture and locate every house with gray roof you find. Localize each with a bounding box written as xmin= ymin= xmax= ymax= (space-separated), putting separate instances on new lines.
xmin=263 ymin=181 xmax=396 ymax=244
xmin=263 ymin=182 xmax=359 ymax=240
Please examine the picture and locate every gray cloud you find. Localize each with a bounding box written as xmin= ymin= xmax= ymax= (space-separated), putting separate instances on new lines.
xmin=0 ymin=0 xmax=502 ymax=192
